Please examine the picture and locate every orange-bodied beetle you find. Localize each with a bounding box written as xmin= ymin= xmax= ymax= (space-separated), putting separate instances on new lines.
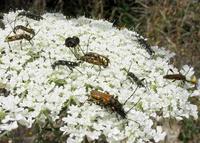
xmin=88 ymin=88 xmax=139 ymax=119
xmin=89 ymin=90 xmax=126 ymax=118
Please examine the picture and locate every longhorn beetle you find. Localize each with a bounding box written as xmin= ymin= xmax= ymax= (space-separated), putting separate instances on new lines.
xmin=135 ymin=34 xmax=155 ymax=56
xmin=79 ymin=36 xmax=110 ymax=78
xmin=52 ymin=60 xmax=81 ymax=70
xmin=122 ymin=63 xmax=145 ymax=88
xmin=88 ymin=88 xmax=139 ymax=119
xmin=5 ymin=32 xmax=36 ymax=48
xmin=79 ymin=49 xmax=110 ymax=78
xmin=67 ymin=36 xmax=110 ymax=67
xmin=51 ymin=60 xmax=83 ymax=74
xmin=163 ymin=69 xmax=197 ymax=85
xmin=11 ymin=17 xmax=37 ymax=36
xmin=79 ymin=52 xmax=109 ymax=68
xmin=13 ymin=25 xmax=35 ymax=36
xmin=5 ymin=33 xmax=33 ymax=43
xmin=4 ymin=19 xmax=39 ymax=47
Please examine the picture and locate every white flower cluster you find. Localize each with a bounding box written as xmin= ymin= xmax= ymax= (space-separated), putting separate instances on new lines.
xmin=0 ymin=11 xmax=199 ymax=143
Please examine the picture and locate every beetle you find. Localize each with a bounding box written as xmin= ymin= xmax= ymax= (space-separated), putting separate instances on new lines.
xmin=89 ymin=90 xmax=127 ymax=118
xmin=52 ymin=60 xmax=81 ymax=70
xmin=80 ymin=36 xmax=109 ymax=67
xmin=65 ymin=36 xmax=80 ymax=47
xmin=51 ymin=60 xmax=83 ymax=75
xmin=88 ymin=89 xmax=140 ymax=119
xmin=163 ymin=69 xmax=197 ymax=85
xmin=65 ymin=36 xmax=84 ymax=59
xmin=122 ymin=63 xmax=145 ymax=88
xmin=5 ymin=33 xmax=33 ymax=43
xmin=136 ymin=34 xmax=155 ymax=56
xmin=66 ymin=36 xmax=110 ymax=78
xmin=127 ymin=72 xmax=145 ymax=88
xmin=13 ymin=25 xmax=35 ymax=36
xmin=79 ymin=52 xmax=110 ymax=78
xmin=4 ymin=20 xmax=38 ymax=47
xmin=80 ymin=52 xmax=110 ymax=68
xmin=66 ymin=36 xmax=110 ymax=68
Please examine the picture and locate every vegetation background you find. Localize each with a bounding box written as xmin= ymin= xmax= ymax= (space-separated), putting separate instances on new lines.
xmin=0 ymin=0 xmax=200 ymax=143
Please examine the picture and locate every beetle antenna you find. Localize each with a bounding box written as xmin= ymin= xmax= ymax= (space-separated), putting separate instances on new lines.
xmin=125 ymin=98 xmax=141 ymax=114
xmin=86 ymin=35 xmax=92 ymax=53
xmin=123 ymin=85 xmax=138 ymax=105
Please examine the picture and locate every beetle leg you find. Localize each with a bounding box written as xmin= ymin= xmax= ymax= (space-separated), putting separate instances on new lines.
xmin=141 ymin=78 xmax=149 ymax=91
xmin=20 ymin=40 xmax=23 ymax=49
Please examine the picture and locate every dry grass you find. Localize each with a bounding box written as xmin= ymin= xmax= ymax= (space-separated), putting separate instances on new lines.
xmin=134 ymin=0 xmax=200 ymax=76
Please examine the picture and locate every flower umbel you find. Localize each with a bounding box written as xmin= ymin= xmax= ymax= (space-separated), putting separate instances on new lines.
xmin=0 ymin=11 xmax=198 ymax=142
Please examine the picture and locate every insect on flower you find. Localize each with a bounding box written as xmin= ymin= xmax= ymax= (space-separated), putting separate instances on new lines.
xmin=81 ymin=37 xmax=109 ymax=66
xmin=51 ymin=60 xmax=83 ymax=74
xmin=126 ymin=72 xmax=145 ymax=88
xmin=68 ymin=36 xmax=110 ymax=78
xmin=122 ymin=63 xmax=145 ymax=88
xmin=65 ymin=36 xmax=80 ymax=47
xmin=17 ymin=11 xmax=44 ymax=21
xmin=52 ymin=60 xmax=81 ymax=70
xmin=65 ymin=36 xmax=84 ymax=59
xmin=79 ymin=52 xmax=110 ymax=79
xmin=4 ymin=20 xmax=39 ymax=47
xmin=163 ymin=69 xmax=197 ymax=85
xmin=136 ymin=34 xmax=155 ymax=56
xmin=67 ymin=36 xmax=110 ymax=68
xmin=88 ymin=89 xmax=139 ymax=119
xmin=5 ymin=33 xmax=33 ymax=42
xmin=13 ymin=25 xmax=35 ymax=36
xmin=89 ymin=90 xmax=126 ymax=118
xmin=80 ymin=52 xmax=109 ymax=68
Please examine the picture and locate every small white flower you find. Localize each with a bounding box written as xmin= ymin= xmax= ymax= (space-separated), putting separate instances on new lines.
xmin=85 ymin=130 xmax=101 ymax=140
xmin=154 ymin=126 xmax=166 ymax=142
xmin=0 ymin=121 xmax=18 ymax=131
